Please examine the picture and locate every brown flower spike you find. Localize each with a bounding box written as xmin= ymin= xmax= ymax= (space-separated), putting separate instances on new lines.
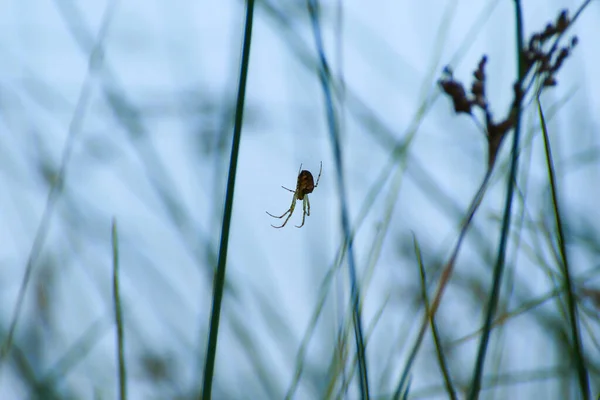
xmin=439 ymin=9 xmax=578 ymax=170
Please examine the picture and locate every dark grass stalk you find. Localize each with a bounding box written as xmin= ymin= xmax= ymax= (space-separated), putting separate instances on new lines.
xmin=201 ymin=1 xmax=255 ymax=398
xmin=306 ymin=1 xmax=369 ymax=398
xmin=467 ymin=0 xmax=524 ymax=397
xmin=112 ymin=219 xmax=127 ymax=400
xmin=536 ymin=99 xmax=589 ymax=398
xmin=0 ymin=0 xmax=117 ymax=372
xmin=413 ymin=234 xmax=457 ymax=400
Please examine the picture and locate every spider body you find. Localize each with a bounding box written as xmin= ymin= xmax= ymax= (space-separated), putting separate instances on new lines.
xmin=266 ymin=162 xmax=322 ymax=228
xmin=296 ymin=170 xmax=315 ymax=200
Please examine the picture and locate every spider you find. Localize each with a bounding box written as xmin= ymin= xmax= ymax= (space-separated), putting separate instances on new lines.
xmin=266 ymin=161 xmax=322 ymax=228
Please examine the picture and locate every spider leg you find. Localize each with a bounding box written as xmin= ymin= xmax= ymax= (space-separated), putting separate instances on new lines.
xmin=266 ymin=208 xmax=291 ymax=219
xmin=271 ymin=211 xmax=294 ymax=229
xmin=266 ymin=195 xmax=297 ymax=228
xmin=295 ymin=197 xmax=308 ymax=228
xmin=281 ymin=186 xmax=295 ymax=193
xmin=314 ymin=161 xmax=323 ymax=188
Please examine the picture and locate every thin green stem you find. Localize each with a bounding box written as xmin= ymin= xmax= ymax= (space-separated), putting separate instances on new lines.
xmin=413 ymin=234 xmax=457 ymax=400
xmin=201 ymin=1 xmax=255 ymax=399
xmin=112 ymin=219 xmax=127 ymax=400
xmin=537 ymin=99 xmax=589 ymax=399
xmin=468 ymin=0 xmax=524 ymax=397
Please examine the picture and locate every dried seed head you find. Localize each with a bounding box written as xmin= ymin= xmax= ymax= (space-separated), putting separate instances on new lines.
xmin=439 ymin=7 xmax=579 ymax=172
xmin=439 ymin=71 xmax=472 ymax=114
xmin=529 ymin=33 xmax=541 ymax=50
xmin=541 ymin=23 xmax=556 ymax=42
xmin=471 ymin=81 xmax=483 ymax=97
xmin=556 ymin=10 xmax=569 ymax=33
xmin=471 ymin=56 xmax=488 ymax=109
xmin=551 ymin=47 xmax=570 ymax=73
xmin=543 ymin=76 xmax=557 ymax=87
xmin=474 ymin=55 xmax=487 ymax=82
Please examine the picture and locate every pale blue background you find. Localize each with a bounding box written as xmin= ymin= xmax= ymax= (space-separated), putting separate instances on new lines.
xmin=0 ymin=0 xmax=599 ymax=398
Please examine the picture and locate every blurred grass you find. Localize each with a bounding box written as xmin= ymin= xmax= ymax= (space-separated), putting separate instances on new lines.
xmin=414 ymin=234 xmax=457 ymax=400
xmin=0 ymin=0 xmax=117 ymax=373
xmin=0 ymin=0 xmax=598 ymax=399
xmin=307 ymin=0 xmax=369 ymax=397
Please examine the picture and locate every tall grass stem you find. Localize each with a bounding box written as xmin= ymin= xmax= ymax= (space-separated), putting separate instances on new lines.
xmin=201 ymin=1 xmax=255 ymax=398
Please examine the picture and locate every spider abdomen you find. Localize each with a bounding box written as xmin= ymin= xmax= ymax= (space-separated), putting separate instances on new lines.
xmin=297 ymin=170 xmax=315 ymax=200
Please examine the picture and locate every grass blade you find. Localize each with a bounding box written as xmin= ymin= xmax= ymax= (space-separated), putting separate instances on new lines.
xmin=112 ymin=219 xmax=127 ymax=400
xmin=467 ymin=1 xmax=525 ymax=397
xmin=413 ymin=234 xmax=457 ymax=400
xmin=536 ymin=98 xmax=589 ymax=398
xmin=201 ymin=1 xmax=255 ymax=398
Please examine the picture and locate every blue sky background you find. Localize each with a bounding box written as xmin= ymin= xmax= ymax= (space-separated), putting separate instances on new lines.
xmin=1 ymin=0 xmax=599 ymax=398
